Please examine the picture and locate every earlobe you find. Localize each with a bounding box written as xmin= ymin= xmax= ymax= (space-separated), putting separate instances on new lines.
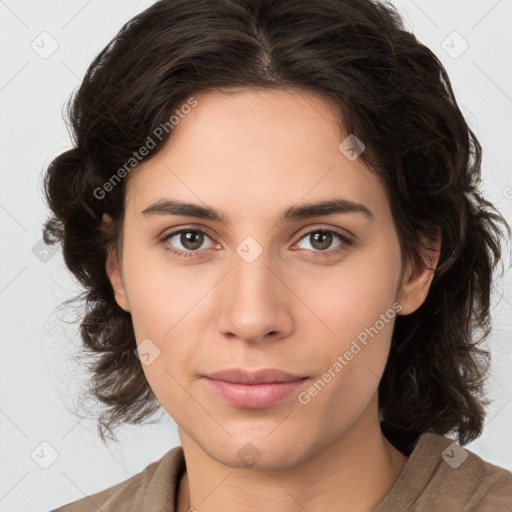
xmin=102 ymin=214 xmax=130 ymax=313
xmin=105 ymin=248 xmax=130 ymax=312
xmin=397 ymin=229 xmax=441 ymax=315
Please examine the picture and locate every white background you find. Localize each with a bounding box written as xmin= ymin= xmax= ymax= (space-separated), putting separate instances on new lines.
xmin=0 ymin=1 xmax=511 ymax=511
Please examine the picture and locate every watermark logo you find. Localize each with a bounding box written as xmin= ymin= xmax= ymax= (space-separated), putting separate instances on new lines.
xmin=298 ymin=301 xmax=402 ymax=404
xmin=32 ymin=237 xmax=58 ymax=263
xmin=93 ymin=97 xmax=198 ymax=200
xmin=338 ymin=134 xmax=365 ymax=161
xmin=237 ymin=442 xmax=263 ymax=467
xmin=134 ymin=338 xmax=161 ymax=366
xmin=31 ymin=441 xmax=59 ymax=469
xmin=31 ymin=31 xmax=59 ymax=59
xmin=236 ymin=236 xmax=264 ymax=264
xmin=441 ymin=31 xmax=469 ymax=59
xmin=441 ymin=441 xmax=468 ymax=469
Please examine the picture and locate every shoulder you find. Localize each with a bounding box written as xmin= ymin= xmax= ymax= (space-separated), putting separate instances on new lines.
xmin=50 ymin=445 xmax=185 ymax=512
xmin=377 ymin=432 xmax=512 ymax=511
xmin=440 ymin=438 xmax=512 ymax=511
xmin=424 ymin=433 xmax=512 ymax=508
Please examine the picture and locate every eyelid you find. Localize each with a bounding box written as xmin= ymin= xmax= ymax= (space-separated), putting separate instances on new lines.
xmin=295 ymin=224 xmax=352 ymax=242
xmin=159 ymin=224 xmax=353 ymax=258
xmin=159 ymin=226 xmax=218 ymax=258
xmin=292 ymin=226 xmax=352 ymax=253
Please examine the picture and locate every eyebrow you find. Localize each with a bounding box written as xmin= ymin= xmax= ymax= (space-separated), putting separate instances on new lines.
xmin=141 ymin=197 xmax=374 ymax=224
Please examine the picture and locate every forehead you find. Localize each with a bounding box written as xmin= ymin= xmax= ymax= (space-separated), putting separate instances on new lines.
xmin=125 ymin=87 xmax=390 ymax=223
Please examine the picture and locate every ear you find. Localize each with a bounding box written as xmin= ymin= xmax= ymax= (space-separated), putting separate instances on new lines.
xmin=397 ymin=228 xmax=441 ymax=315
xmin=102 ymin=214 xmax=130 ymax=312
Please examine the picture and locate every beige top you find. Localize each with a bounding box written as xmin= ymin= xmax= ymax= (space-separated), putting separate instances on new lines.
xmin=51 ymin=432 xmax=512 ymax=511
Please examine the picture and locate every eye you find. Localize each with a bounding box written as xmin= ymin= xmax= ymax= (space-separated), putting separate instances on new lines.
xmin=294 ymin=228 xmax=352 ymax=255
xmin=160 ymin=227 xmax=352 ymax=259
xmin=160 ymin=229 xmax=216 ymax=259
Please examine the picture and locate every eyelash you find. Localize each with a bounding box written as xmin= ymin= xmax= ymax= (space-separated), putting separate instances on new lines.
xmin=159 ymin=227 xmax=352 ymax=259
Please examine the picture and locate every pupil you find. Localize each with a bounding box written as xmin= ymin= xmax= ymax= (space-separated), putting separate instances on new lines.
xmin=178 ymin=231 xmax=333 ymax=252
xmin=183 ymin=231 xmax=203 ymax=250
xmin=312 ymin=232 xmax=331 ymax=250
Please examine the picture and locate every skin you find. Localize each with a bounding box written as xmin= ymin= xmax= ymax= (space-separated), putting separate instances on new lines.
xmin=105 ymin=87 xmax=440 ymax=512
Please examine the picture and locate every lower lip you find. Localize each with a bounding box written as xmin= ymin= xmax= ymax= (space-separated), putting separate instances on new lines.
xmin=203 ymin=378 xmax=309 ymax=409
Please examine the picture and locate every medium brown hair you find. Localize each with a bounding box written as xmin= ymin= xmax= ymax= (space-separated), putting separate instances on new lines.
xmin=43 ymin=0 xmax=509 ymax=447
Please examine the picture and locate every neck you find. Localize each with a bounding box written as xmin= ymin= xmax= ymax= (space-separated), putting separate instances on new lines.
xmin=177 ymin=402 xmax=408 ymax=512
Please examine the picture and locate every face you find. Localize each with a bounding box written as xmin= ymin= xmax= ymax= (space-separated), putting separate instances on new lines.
xmin=106 ymin=87 xmax=434 ymax=469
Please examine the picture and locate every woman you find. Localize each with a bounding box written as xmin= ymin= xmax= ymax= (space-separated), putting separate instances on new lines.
xmin=43 ymin=0 xmax=512 ymax=510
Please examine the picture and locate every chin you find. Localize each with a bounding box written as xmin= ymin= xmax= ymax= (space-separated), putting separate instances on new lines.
xmin=201 ymin=433 xmax=315 ymax=471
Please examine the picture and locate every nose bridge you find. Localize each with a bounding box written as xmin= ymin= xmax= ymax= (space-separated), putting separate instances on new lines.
xmin=233 ymin=249 xmax=274 ymax=301
xmin=230 ymin=231 xmax=276 ymax=298
xmin=216 ymin=241 xmax=290 ymax=340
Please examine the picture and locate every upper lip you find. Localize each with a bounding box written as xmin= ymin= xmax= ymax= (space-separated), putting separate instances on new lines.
xmin=204 ymin=368 xmax=307 ymax=384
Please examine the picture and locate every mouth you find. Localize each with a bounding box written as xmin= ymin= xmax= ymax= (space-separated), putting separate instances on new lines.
xmin=202 ymin=368 xmax=310 ymax=409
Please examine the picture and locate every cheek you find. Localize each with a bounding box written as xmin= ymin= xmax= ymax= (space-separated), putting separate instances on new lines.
xmin=120 ymin=241 xmax=195 ymax=337
xmin=295 ymin=273 xmax=399 ymax=423
xmin=293 ymin=249 xmax=401 ymax=346
xmin=290 ymin=239 xmax=402 ymax=403
xmin=120 ymin=244 xmax=208 ymax=391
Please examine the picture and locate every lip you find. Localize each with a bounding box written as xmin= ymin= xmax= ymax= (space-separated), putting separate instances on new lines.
xmin=204 ymin=368 xmax=307 ymax=384
xmin=202 ymin=368 xmax=309 ymax=409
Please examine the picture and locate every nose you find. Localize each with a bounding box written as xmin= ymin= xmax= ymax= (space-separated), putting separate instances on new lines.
xmin=216 ymin=250 xmax=294 ymax=344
